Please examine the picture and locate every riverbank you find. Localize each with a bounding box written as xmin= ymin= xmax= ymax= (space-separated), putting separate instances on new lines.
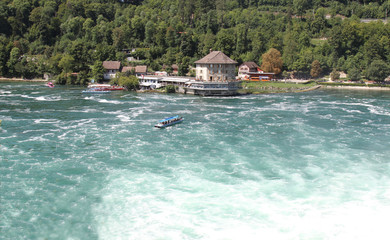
xmin=238 ymin=81 xmax=319 ymax=94
xmin=322 ymin=85 xmax=390 ymax=91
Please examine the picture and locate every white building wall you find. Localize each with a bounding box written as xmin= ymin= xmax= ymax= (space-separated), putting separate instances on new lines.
xmin=103 ymin=70 xmax=119 ymax=80
xmin=196 ymin=64 xmax=236 ymax=81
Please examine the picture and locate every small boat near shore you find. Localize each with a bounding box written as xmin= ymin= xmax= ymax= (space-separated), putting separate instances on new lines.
xmin=82 ymin=88 xmax=111 ymax=93
xmin=47 ymin=82 xmax=54 ymax=88
xmin=155 ymin=115 xmax=184 ymax=128
xmin=88 ymin=84 xmax=125 ymax=91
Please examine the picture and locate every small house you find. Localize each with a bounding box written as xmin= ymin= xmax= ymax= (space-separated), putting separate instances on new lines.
xmin=103 ymin=61 xmax=121 ymax=80
xmin=238 ymin=62 xmax=261 ymax=80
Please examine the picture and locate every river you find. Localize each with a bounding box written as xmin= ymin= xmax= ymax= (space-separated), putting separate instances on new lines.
xmin=1 ymin=82 xmax=390 ymax=239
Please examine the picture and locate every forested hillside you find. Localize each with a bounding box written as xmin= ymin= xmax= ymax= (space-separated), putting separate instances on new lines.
xmin=0 ymin=0 xmax=389 ymax=84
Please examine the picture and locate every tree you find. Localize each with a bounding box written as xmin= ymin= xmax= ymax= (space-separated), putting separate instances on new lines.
xmin=0 ymin=36 xmax=10 ymax=76
xmin=310 ymin=60 xmax=322 ymax=78
xmin=261 ymin=48 xmax=283 ymax=75
xmin=330 ymin=69 xmax=340 ymax=81
xmin=214 ymin=28 xmax=235 ymax=57
xmin=7 ymin=47 xmax=21 ymax=76
xmin=366 ymin=60 xmax=390 ymax=82
xmin=144 ymin=20 xmax=156 ymax=45
xmin=116 ymin=75 xmax=139 ymax=90
xmin=348 ymin=68 xmax=361 ymax=81
xmin=58 ymin=54 xmax=75 ymax=74
xmin=112 ymin=27 xmax=125 ymax=50
xmin=91 ymin=61 xmax=105 ymax=82
xmin=293 ymin=0 xmax=310 ymax=16
xmin=178 ymin=56 xmax=190 ymax=76
xmin=180 ymin=32 xmax=196 ymax=57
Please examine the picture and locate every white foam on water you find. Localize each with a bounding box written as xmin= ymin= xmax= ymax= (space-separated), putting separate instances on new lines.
xmin=97 ymin=99 xmax=123 ymax=104
xmin=94 ymin=165 xmax=390 ymax=239
xmin=84 ymin=96 xmax=95 ymax=100
xmin=33 ymin=119 xmax=61 ymax=124
xmin=116 ymin=114 xmax=131 ymax=122
xmin=3 ymin=89 xmax=390 ymax=239
xmin=92 ymin=163 xmax=390 ymax=240
xmin=368 ymin=105 xmax=390 ymax=116
xmin=34 ymin=95 xmax=63 ymax=101
xmin=35 ymin=96 xmax=47 ymax=101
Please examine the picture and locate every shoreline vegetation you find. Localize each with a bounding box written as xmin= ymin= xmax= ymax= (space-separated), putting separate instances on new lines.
xmin=1 ymin=1 xmax=390 ymax=87
xmin=2 ymin=77 xmax=390 ymax=94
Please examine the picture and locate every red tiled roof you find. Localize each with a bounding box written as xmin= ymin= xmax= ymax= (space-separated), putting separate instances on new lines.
xmin=103 ymin=61 xmax=121 ymax=70
xmin=240 ymin=62 xmax=259 ymax=69
xmin=121 ymin=65 xmax=148 ymax=73
xmin=194 ymin=51 xmax=237 ymax=64
xmin=135 ymin=65 xmax=147 ymax=73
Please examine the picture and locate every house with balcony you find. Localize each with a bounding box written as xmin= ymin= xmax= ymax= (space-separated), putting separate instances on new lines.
xmin=238 ymin=61 xmax=274 ymax=81
xmin=238 ymin=62 xmax=260 ymax=80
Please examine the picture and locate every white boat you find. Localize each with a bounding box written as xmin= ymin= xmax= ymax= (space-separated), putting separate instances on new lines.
xmin=88 ymin=84 xmax=124 ymax=91
xmin=82 ymin=88 xmax=111 ymax=93
xmin=155 ymin=115 xmax=184 ymax=128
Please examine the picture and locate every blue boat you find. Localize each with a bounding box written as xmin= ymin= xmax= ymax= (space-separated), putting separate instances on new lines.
xmin=155 ymin=115 xmax=184 ymax=128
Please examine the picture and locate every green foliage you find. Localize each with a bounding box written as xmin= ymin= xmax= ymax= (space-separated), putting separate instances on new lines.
xmin=7 ymin=47 xmax=21 ymax=76
xmin=366 ymin=60 xmax=390 ymax=82
xmin=348 ymin=68 xmax=361 ymax=81
xmin=91 ymin=60 xmax=105 ymax=83
xmin=1 ymin=0 xmax=389 ymax=83
xmin=165 ymin=85 xmax=176 ymax=93
xmin=330 ymin=69 xmax=340 ymax=81
xmin=310 ymin=60 xmax=322 ymax=78
xmin=114 ymin=75 xmax=139 ymax=91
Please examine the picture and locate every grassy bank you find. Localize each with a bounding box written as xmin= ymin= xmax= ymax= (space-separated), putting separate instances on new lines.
xmin=239 ymin=81 xmax=318 ymax=94
xmin=318 ymin=82 xmax=390 ymax=88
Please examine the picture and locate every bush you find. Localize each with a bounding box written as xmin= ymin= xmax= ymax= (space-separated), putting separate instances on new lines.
xmin=116 ymin=75 xmax=139 ymax=90
xmin=348 ymin=68 xmax=361 ymax=81
xmin=366 ymin=60 xmax=390 ymax=82
xmin=166 ymin=85 xmax=176 ymax=93
xmin=330 ymin=69 xmax=340 ymax=81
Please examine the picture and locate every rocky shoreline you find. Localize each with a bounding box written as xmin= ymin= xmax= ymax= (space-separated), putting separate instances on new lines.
xmin=323 ymin=85 xmax=390 ymax=91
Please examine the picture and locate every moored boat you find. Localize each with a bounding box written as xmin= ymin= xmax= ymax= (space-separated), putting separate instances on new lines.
xmin=88 ymin=84 xmax=124 ymax=91
xmin=82 ymin=88 xmax=111 ymax=93
xmin=155 ymin=115 xmax=184 ymax=128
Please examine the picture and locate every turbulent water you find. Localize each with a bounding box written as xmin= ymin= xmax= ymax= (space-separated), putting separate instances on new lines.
xmin=1 ymin=82 xmax=390 ymax=240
